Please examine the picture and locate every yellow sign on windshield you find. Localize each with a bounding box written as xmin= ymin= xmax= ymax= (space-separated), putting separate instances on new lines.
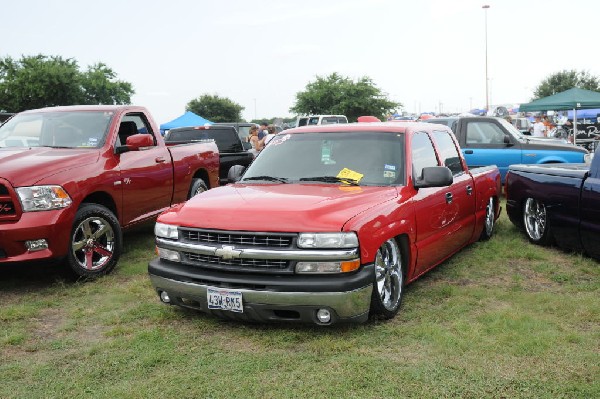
xmin=337 ymin=168 xmax=364 ymax=183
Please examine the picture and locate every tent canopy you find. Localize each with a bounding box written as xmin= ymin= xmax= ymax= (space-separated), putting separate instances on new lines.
xmin=519 ymin=88 xmax=600 ymax=112
xmin=160 ymin=111 xmax=212 ymax=131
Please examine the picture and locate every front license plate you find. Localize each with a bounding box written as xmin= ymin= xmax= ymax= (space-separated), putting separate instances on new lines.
xmin=207 ymin=287 xmax=243 ymax=313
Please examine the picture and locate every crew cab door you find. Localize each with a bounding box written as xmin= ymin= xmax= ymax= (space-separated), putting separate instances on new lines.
xmin=459 ymin=118 xmax=521 ymax=181
xmin=411 ymin=131 xmax=472 ymax=275
xmin=115 ymin=113 xmax=173 ymax=225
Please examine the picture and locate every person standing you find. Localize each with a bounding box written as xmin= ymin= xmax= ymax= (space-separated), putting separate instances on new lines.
xmin=258 ymin=122 xmax=269 ymax=140
xmin=532 ymin=115 xmax=547 ymax=137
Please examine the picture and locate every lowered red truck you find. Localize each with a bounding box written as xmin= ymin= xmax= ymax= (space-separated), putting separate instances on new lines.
xmin=149 ymin=121 xmax=501 ymax=325
xmin=0 ymin=105 xmax=219 ymax=277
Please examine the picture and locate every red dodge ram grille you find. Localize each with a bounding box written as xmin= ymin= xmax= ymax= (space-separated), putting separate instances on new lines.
xmin=0 ymin=183 xmax=20 ymax=222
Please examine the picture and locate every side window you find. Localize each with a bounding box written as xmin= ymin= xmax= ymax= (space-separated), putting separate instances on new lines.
xmin=411 ymin=132 xmax=438 ymax=181
xmin=432 ymin=130 xmax=464 ymax=175
xmin=119 ymin=114 xmax=155 ymax=146
xmin=466 ymin=121 xmax=505 ymax=145
xmin=211 ymin=130 xmax=242 ymax=153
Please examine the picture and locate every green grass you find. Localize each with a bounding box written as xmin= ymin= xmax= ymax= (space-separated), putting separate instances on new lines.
xmin=0 ymin=205 xmax=598 ymax=398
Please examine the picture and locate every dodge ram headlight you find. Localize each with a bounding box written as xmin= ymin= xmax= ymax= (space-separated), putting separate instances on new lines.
xmin=16 ymin=185 xmax=72 ymax=212
xmin=155 ymin=222 xmax=179 ymax=240
xmin=297 ymin=232 xmax=358 ymax=248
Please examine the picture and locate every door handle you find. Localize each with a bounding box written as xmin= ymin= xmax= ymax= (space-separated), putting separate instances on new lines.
xmin=464 ymin=150 xmax=473 ymax=154
xmin=445 ymin=192 xmax=453 ymax=204
xmin=155 ymin=157 xmax=166 ymax=163
xmin=466 ymin=185 xmax=473 ymax=195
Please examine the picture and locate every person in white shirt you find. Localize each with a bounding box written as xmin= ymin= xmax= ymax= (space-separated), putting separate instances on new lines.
xmin=532 ymin=115 xmax=547 ymax=137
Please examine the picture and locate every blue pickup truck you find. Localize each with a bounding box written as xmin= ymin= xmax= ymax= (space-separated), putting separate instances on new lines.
xmin=504 ymin=146 xmax=600 ymax=259
xmin=423 ymin=116 xmax=591 ymax=182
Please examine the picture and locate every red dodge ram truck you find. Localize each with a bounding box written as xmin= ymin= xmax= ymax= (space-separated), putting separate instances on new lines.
xmin=0 ymin=105 xmax=219 ymax=278
xmin=149 ymin=121 xmax=501 ymax=325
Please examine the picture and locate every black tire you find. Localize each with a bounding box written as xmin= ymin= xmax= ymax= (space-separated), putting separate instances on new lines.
xmin=370 ymin=238 xmax=405 ymax=320
xmin=67 ymin=204 xmax=122 ymax=279
xmin=479 ymin=196 xmax=495 ymax=241
xmin=189 ymin=178 xmax=208 ymax=198
xmin=523 ymin=197 xmax=553 ymax=245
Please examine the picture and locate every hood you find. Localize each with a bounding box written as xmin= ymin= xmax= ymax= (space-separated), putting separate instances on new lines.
xmin=0 ymin=147 xmax=100 ymax=186
xmin=159 ymin=183 xmax=399 ymax=232
xmin=519 ymin=136 xmax=587 ymax=152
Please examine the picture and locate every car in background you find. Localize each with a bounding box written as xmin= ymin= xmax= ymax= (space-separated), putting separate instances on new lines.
xmin=213 ymin=122 xmax=258 ymax=144
xmin=296 ymin=115 xmax=348 ymax=127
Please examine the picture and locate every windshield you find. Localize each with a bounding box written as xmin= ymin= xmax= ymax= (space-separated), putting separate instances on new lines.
xmin=0 ymin=111 xmax=113 ymax=148
xmin=498 ymin=118 xmax=526 ymax=140
xmin=241 ymin=131 xmax=405 ymax=186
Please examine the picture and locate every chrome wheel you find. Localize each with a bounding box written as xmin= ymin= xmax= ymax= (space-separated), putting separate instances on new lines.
xmin=480 ymin=197 xmax=495 ymax=240
xmin=71 ymin=215 xmax=116 ymax=271
xmin=374 ymin=238 xmax=403 ymax=312
xmin=523 ymin=197 xmax=548 ymax=243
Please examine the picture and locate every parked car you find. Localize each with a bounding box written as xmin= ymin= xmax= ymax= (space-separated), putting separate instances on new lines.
xmin=164 ymin=125 xmax=254 ymax=184
xmin=213 ymin=122 xmax=258 ymax=144
xmin=423 ymin=116 xmax=590 ymax=182
xmin=148 ymin=121 xmax=501 ymax=325
xmin=505 ymin=146 xmax=600 ymax=259
xmin=296 ymin=115 xmax=348 ymax=127
xmin=0 ymin=105 xmax=219 ymax=278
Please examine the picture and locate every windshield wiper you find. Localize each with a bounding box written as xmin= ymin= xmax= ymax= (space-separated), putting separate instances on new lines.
xmin=299 ymin=176 xmax=360 ymax=186
xmin=242 ymin=175 xmax=289 ymax=184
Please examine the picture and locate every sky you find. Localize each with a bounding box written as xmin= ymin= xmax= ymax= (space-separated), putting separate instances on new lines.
xmin=2 ymin=0 xmax=600 ymax=124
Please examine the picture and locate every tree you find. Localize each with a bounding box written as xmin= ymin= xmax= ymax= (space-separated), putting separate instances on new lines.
xmin=0 ymin=55 xmax=134 ymax=112
xmin=290 ymin=73 xmax=401 ymax=122
xmin=533 ymin=69 xmax=600 ymax=100
xmin=186 ymin=94 xmax=244 ymax=123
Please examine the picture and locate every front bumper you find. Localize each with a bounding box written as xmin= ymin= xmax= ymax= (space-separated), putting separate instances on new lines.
xmin=148 ymin=258 xmax=374 ymax=325
xmin=0 ymin=208 xmax=74 ymax=262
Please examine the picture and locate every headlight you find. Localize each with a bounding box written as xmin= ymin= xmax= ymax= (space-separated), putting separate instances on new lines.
xmin=297 ymin=232 xmax=358 ymax=248
xmin=155 ymin=222 xmax=179 ymax=239
xmin=16 ymin=185 xmax=72 ymax=212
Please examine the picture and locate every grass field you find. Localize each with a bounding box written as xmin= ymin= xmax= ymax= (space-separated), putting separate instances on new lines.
xmin=1 ymin=207 xmax=598 ymax=398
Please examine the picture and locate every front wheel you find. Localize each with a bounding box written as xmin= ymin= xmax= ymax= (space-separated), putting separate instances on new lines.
xmin=370 ymin=238 xmax=405 ymax=320
xmin=523 ymin=197 xmax=553 ymax=245
xmin=67 ymin=204 xmax=122 ymax=279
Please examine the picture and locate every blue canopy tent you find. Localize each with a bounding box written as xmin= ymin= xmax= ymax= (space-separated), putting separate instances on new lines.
xmin=160 ymin=111 xmax=212 ymax=135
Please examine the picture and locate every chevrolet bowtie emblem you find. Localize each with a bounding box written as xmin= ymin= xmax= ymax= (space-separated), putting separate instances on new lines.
xmin=214 ymin=245 xmax=242 ymax=259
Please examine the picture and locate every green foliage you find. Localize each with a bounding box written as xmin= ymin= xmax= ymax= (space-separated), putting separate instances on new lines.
xmin=290 ymin=72 xmax=401 ymax=122
xmin=533 ymin=69 xmax=600 ymax=100
xmin=0 ymin=55 xmax=134 ymax=112
xmin=186 ymin=94 xmax=244 ymax=123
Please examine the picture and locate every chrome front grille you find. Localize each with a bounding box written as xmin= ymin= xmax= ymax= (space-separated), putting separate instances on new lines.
xmin=184 ymin=252 xmax=289 ymax=270
xmin=180 ymin=228 xmax=294 ymax=248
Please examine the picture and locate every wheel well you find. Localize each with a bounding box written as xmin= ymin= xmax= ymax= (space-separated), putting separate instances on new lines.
xmin=81 ymin=192 xmax=118 ymax=218
xmin=192 ymin=169 xmax=211 ymax=188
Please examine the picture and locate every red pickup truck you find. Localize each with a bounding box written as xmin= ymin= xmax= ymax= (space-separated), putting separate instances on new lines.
xmin=0 ymin=105 xmax=219 ymax=278
xmin=149 ymin=121 xmax=501 ymax=325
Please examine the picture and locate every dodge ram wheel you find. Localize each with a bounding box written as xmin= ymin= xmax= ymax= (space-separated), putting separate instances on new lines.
xmin=523 ymin=198 xmax=553 ymax=245
xmin=370 ymin=238 xmax=405 ymax=319
xmin=67 ymin=204 xmax=122 ymax=279
xmin=479 ymin=197 xmax=496 ymax=241
xmin=189 ymin=178 xmax=208 ymax=198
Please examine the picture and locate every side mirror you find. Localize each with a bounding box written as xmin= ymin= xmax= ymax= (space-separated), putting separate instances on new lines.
xmin=116 ymin=134 xmax=153 ymax=154
xmin=242 ymin=141 xmax=252 ymax=151
xmin=503 ymin=134 xmax=514 ymax=147
xmin=414 ymin=166 xmax=453 ymax=188
xmin=227 ymin=164 xmax=246 ymax=183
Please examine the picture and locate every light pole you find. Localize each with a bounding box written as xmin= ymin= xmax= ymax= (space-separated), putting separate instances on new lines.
xmin=483 ymin=4 xmax=490 ymax=114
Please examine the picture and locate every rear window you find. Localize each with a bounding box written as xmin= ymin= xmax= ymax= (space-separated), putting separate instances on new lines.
xmin=167 ymin=127 xmax=241 ymax=152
